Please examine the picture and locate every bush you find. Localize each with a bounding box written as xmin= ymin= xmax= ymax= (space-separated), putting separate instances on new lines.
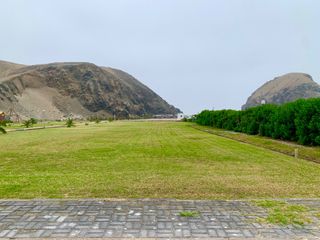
xmin=0 ymin=121 xmax=7 ymax=134
xmin=195 ymin=98 xmax=320 ymax=146
xmin=0 ymin=119 xmax=12 ymax=126
xmin=30 ymin=118 xmax=38 ymax=125
xmin=66 ymin=118 xmax=75 ymax=128
xmin=22 ymin=118 xmax=38 ymax=128
xmin=22 ymin=119 xmax=33 ymax=128
xmin=88 ymin=115 xmax=102 ymax=123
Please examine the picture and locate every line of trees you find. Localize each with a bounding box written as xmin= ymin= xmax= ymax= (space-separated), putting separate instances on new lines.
xmin=195 ymin=98 xmax=320 ymax=146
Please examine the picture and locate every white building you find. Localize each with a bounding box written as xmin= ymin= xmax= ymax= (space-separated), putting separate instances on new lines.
xmin=176 ymin=113 xmax=184 ymax=120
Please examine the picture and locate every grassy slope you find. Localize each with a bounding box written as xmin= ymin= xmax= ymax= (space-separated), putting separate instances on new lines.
xmin=192 ymin=124 xmax=320 ymax=164
xmin=0 ymin=121 xmax=319 ymax=199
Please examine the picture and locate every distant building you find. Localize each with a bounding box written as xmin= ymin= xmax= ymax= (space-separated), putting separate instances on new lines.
xmin=153 ymin=114 xmax=175 ymax=119
xmin=0 ymin=112 xmax=5 ymax=121
xmin=176 ymin=113 xmax=184 ymax=120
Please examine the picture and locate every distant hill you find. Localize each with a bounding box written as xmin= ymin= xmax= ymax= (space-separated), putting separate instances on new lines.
xmin=242 ymin=73 xmax=320 ymax=109
xmin=0 ymin=60 xmax=25 ymax=80
xmin=0 ymin=60 xmax=180 ymax=119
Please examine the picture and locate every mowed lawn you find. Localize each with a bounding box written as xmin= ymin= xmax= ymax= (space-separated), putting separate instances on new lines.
xmin=0 ymin=121 xmax=320 ymax=199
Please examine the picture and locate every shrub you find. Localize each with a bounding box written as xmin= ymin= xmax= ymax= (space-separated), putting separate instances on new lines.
xmin=195 ymin=98 xmax=320 ymax=146
xmin=22 ymin=119 xmax=33 ymax=128
xmin=88 ymin=115 xmax=102 ymax=123
xmin=0 ymin=121 xmax=6 ymax=134
xmin=30 ymin=118 xmax=38 ymax=125
xmin=66 ymin=118 xmax=75 ymax=128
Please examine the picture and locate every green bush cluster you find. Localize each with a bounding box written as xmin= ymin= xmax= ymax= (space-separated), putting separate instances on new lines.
xmin=195 ymin=98 xmax=320 ymax=146
xmin=0 ymin=120 xmax=7 ymax=134
xmin=66 ymin=118 xmax=75 ymax=128
xmin=22 ymin=118 xmax=38 ymax=128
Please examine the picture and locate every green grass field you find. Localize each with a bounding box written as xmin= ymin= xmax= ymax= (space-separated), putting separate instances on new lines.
xmin=192 ymin=124 xmax=320 ymax=164
xmin=0 ymin=121 xmax=319 ymax=199
xmin=5 ymin=121 xmax=66 ymax=130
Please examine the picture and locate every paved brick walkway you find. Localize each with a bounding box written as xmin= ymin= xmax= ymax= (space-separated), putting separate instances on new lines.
xmin=0 ymin=199 xmax=319 ymax=239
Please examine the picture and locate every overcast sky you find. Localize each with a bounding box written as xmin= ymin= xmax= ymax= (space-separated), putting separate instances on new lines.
xmin=1 ymin=0 xmax=319 ymax=114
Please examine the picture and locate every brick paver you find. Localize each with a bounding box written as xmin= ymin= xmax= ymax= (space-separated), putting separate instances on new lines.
xmin=0 ymin=199 xmax=319 ymax=239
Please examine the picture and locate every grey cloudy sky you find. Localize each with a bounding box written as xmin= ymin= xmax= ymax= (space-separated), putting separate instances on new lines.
xmin=1 ymin=0 xmax=319 ymax=114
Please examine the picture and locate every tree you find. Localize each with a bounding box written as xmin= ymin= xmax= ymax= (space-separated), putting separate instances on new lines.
xmin=194 ymin=98 xmax=320 ymax=146
xmin=22 ymin=119 xmax=33 ymax=128
xmin=66 ymin=118 xmax=75 ymax=128
xmin=30 ymin=118 xmax=38 ymax=125
xmin=0 ymin=126 xmax=6 ymax=134
xmin=0 ymin=121 xmax=6 ymax=134
xmin=272 ymin=101 xmax=297 ymax=141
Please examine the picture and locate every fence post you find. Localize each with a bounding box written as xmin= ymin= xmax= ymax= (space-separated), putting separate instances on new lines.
xmin=294 ymin=148 xmax=299 ymax=158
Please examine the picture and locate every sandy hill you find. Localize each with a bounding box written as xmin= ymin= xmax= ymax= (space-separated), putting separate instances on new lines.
xmin=0 ymin=60 xmax=26 ymax=81
xmin=242 ymin=73 xmax=320 ymax=109
xmin=0 ymin=60 xmax=180 ymax=120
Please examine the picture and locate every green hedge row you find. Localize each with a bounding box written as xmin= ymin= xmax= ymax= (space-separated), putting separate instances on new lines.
xmin=195 ymin=98 xmax=320 ymax=146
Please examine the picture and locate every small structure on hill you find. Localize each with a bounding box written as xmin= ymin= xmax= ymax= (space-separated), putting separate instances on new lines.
xmin=176 ymin=113 xmax=185 ymax=120
xmin=7 ymin=107 xmax=21 ymax=122
xmin=0 ymin=111 xmax=5 ymax=121
xmin=153 ymin=114 xmax=176 ymax=119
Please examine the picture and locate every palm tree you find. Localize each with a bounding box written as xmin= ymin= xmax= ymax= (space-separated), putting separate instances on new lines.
xmin=22 ymin=119 xmax=33 ymax=128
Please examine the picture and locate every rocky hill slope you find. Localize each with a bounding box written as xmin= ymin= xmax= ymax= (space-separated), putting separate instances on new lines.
xmin=0 ymin=60 xmax=180 ymax=120
xmin=242 ymin=73 xmax=320 ymax=109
